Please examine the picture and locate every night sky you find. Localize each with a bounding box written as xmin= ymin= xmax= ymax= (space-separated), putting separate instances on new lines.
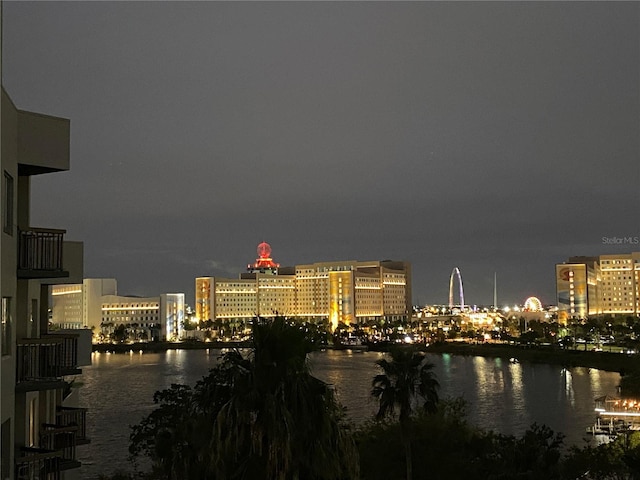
xmin=3 ymin=2 xmax=638 ymax=307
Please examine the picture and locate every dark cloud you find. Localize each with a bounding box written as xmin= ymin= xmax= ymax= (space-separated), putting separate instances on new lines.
xmin=3 ymin=1 xmax=638 ymax=306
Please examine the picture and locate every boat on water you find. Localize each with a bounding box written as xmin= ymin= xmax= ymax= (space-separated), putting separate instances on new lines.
xmin=586 ymin=395 xmax=640 ymax=441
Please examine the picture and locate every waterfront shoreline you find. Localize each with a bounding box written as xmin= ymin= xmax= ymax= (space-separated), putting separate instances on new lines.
xmin=92 ymin=340 xmax=251 ymax=353
xmin=424 ymin=342 xmax=640 ymax=374
xmin=81 ymin=345 xmax=620 ymax=479
xmin=92 ymin=340 xmax=639 ymax=374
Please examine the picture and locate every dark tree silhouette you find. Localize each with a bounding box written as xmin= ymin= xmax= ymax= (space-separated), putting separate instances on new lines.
xmin=372 ymin=347 xmax=439 ymax=480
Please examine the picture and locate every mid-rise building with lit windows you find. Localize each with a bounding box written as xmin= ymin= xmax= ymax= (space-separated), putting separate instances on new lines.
xmin=51 ymin=279 xmax=185 ymax=341
xmin=294 ymin=260 xmax=411 ymax=329
xmin=195 ymin=243 xmax=412 ymax=329
xmin=556 ymin=252 xmax=640 ymax=319
xmin=51 ymin=278 xmax=117 ymax=331
xmin=196 ymin=275 xmax=296 ymax=322
xmin=100 ymin=293 xmax=184 ymax=341
xmin=161 ymin=293 xmax=185 ymax=340
xmin=598 ymin=253 xmax=640 ymax=315
xmin=195 ymin=276 xmax=214 ymax=323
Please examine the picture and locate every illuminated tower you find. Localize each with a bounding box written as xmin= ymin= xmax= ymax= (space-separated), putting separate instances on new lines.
xmin=448 ymin=267 xmax=465 ymax=309
xmin=247 ymin=241 xmax=280 ymax=274
xmin=195 ymin=277 xmax=213 ymax=322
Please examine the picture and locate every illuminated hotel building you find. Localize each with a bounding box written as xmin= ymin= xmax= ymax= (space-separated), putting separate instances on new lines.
xmin=51 ymin=278 xmax=117 ymax=331
xmin=599 ymin=252 xmax=640 ymax=315
xmin=197 ymin=275 xmax=296 ymax=322
xmin=51 ymin=278 xmax=185 ymax=341
xmin=294 ymin=260 xmax=411 ymax=329
xmin=100 ymin=293 xmax=185 ymax=341
xmin=556 ymin=252 xmax=640 ymax=319
xmin=556 ymin=257 xmax=600 ymax=319
xmin=195 ymin=243 xmax=411 ymax=329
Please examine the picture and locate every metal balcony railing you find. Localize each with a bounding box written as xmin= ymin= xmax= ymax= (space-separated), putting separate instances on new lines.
xmin=46 ymin=334 xmax=79 ymax=373
xmin=17 ymin=228 xmax=67 ymax=278
xmin=57 ymin=407 xmax=89 ymax=444
xmin=16 ymin=338 xmax=63 ymax=383
xmin=40 ymin=425 xmax=78 ymax=466
xmin=16 ymin=335 xmax=80 ymax=387
xmin=14 ymin=421 xmax=84 ymax=479
xmin=15 ymin=447 xmax=62 ymax=480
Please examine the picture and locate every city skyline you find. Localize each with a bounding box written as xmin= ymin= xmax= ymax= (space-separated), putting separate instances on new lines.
xmin=2 ymin=2 xmax=638 ymax=306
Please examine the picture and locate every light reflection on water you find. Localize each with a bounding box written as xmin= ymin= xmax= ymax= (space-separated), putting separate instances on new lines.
xmin=76 ymin=349 xmax=620 ymax=479
xmin=563 ymin=368 xmax=575 ymax=406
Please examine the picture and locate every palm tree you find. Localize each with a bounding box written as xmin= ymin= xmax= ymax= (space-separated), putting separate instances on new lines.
xmin=372 ymin=347 xmax=440 ymax=480
xmin=212 ymin=316 xmax=359 ymax=479
xmin=130 ymin=317 xmax=358 ymax=480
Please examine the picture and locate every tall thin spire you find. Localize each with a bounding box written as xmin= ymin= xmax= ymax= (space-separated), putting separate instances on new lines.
xmin=493 ymin=272 xmax=497 ymax=310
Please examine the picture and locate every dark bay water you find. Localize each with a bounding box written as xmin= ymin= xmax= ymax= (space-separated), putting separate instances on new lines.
xmin=75 ymin=349 xmax=620 ymax=479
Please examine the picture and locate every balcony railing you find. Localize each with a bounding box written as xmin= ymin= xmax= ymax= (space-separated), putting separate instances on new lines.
xmin=14 ymin=419 xmax=86 ymax=478
xmin=17 ymin=228 xmax=68 ymax=279
xmin=15 ymin=447 xmax=62 ymax=480
xmin=40 ymin=424 xmax=79 ymax=468
xmin=57 ymin=407 xmax=89 ymax=444
xmin=16 ymin=335 xmax=80 ymax=389
xmin=46 ymin=334 xmax=79 ymax=374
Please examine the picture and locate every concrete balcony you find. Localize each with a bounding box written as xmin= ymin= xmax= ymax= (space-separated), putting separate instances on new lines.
xmin=54 ymin=329 xmax=92 ymax=367
xmin=16 ymin=334 xmax=81 ymax=392
xmin=17 ymin=228 xmax=69 ymax=279
xmin=17 ymin=108 xmax=70 ymax=176
xmin=40 ymin=424 xmax=82 ymax=471
xmin=15 ymin=423 xmax=83 ymax=478
xmin=2 ymin=88 xmax=70 ymax=177
xmin=14 ymin=410 xmax=88 ymax=477
xmin=57 ymin=407 xmax=90 ymax=445
xmin=15 ymin=447 xmax=63 ymax=480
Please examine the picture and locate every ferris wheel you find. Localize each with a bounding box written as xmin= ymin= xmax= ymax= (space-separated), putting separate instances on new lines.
xmin=523 ymin=296 xmax=542 ymax=311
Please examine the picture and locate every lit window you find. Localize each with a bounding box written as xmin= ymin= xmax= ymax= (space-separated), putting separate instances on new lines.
xmin=3 ymin=172 xmax=13 ymax=235
xmin=1 ymin=298 xmax=12 ymax=356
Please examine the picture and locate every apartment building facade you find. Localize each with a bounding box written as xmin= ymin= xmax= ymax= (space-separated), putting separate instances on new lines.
xmin=1 ymin=86 xmax=89 ymax=479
